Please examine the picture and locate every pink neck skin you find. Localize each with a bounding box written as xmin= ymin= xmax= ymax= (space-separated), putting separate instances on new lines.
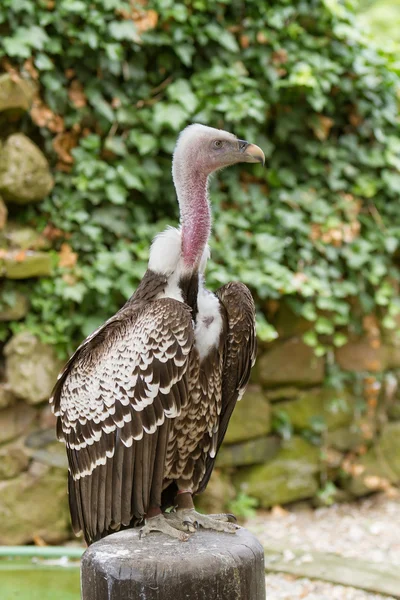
xmin=173 ymin=162 xmax=211 ymax=269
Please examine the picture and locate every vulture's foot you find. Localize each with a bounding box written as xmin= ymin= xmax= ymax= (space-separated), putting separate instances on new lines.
xmin=139 ymin=513 xmax=190 ymax=542
xmin=176 ymin=509 xmax=239 ymax=534
xmin=206 ymin=512 xmax=237 ymax=523
xmin=164 ymin=510 xmax=197 ymax=533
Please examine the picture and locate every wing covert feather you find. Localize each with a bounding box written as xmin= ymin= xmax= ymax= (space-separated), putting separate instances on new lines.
xmin=51 ymin=298 xmax=194 ymax=543
xmin=197 ymin=282 xmax=256 ymax=493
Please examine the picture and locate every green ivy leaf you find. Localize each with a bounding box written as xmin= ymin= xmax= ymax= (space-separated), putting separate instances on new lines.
xmin=153 ymin=103 xmax=188 ymax=130
xmin=105 ymin=182 xmax=128 ymax=205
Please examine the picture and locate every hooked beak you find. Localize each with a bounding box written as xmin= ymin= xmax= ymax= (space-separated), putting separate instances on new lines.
xmin=238 ymin=140 xmax=265 ymax=165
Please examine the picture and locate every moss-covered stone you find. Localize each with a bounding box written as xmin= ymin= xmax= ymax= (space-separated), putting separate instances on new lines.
xmin=195 ymin=469 xmax=236 ymax=514
xmin=0 ymin=74 xmax=35 ymax=113
xmin=2 ymin=250 xmax=52 ymax=279
xmin=272 ymin=388 xmax=354 ymax=433
xmin=0 ymin=222 xmax=51 ymax=250
xmin=0 ymin=384 xmax=16 ymax=409
xmin=217 ymin=436 xmax=280 ymax=468
xmin=29 ymin=442 xmax=68 ymax=470
xmin=233 ymin=436 xmax=320 ymax=507
xmin=0 ymin=289 xmax=29 ymax=321
xmin=0 ymin=133 xmax=54 ymax=204
xmin=335 ymin=338 xmax=384 ymax=372
xmin=0 ymin=464 xmax=70 ymax=544
xmin=326 ymin=426 xmax=364 ymax=451
xmin=258 ymin=338 xmax=325 ymax=387
xmin=4 ymin=332 xmax=64 ymax=405
xmin=345 ymin=422 xmax=400 ymax=496
xmin=0 ymin=402 xmax=37 ymax=444
xmin=0 ymin=196 xmax=7 ymax=229
xmin=224 ymin=385 xmax=271 ymax=444
xmin=265 ymin=387 xmax=301 ymax=402
xmin=0 ymin=445 xmax=29 ymax=479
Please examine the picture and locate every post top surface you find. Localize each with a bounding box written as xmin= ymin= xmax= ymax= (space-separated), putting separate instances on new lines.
xmin=84 ymin=526 xmax=263 ymax=566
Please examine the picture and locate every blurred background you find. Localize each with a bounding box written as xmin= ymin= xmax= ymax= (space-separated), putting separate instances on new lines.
xmin=0 ymin=0 xmax=399 ymax=598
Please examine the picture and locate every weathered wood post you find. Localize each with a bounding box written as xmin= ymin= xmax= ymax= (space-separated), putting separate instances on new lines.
xmin=81 ymin=527 xmax=265 ymax=600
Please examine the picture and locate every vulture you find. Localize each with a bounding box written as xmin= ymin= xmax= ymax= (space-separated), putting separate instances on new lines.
xmin=50 ymin=124 xmax=264 ymax=544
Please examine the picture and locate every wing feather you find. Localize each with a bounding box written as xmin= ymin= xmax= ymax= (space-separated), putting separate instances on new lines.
xmin=197 ymin=282 xmax=256 ymax=493
xmin=52 ymin=298 xmax=194 ymax=543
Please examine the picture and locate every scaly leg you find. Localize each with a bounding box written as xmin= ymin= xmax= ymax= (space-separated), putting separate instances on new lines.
xmin=170 ymin=490 xmax=239 ymax=534
xmin=139 ymin=507 xmax=192 ymax=542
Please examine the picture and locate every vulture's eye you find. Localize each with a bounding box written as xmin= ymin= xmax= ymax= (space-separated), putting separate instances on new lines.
xmin=213 ymin=140 xmax=224 ymax=149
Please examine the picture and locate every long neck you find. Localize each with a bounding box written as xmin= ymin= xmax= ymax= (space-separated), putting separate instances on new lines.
xmin=173 ymin=162 xmax=211 ymax=268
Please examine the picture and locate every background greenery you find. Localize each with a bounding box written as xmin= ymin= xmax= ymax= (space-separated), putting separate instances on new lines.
xmin=359 ymin=0 xmax=400 ymax=45
xmin=0 ymin=0 xmax=399 ymax=359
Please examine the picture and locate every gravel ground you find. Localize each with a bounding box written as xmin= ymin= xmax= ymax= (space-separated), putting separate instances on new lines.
xmin=245 ymin=492 xmax=400 ymax=600
xmin=263 ymin=573 xmax=397 ymax=600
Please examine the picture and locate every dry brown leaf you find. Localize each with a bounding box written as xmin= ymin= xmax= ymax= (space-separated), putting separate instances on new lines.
xmin=363 ymin=315 xmax=380 ymax=338
xmin=14 ymin=250 xmax=27 ymax=262
xmin=117 ymin=4 xmax=158 ymax=34
xmin=56 ymin=162 xmax=73 ymax=173
xmin=53 ymin=130 xmax=79 ymax=165
xmin=312 ymin=114 xmax=334 ymax=141
xmin=240 ymin=35 xmax=250 ymax=49
xmin=1 ymin=58 xmax=18 ymax=75
xmin=23 ymin=58 xmax=39 ymax=80
xmin=33 ymin=535 xmax=47 ymax=547
xmin=68 ymin=79 xmax=87 ymax=108
xmin=59 ymin=243 xmax=78 ymax=268
xmin=271 ymin=505 xmax=289 ymax=518
xmin=364 ymin=475 xmax=390 ymax=491
xmin=352 ymin=464 xmax=365 ymax=477
xmin=133 ymin=8 xmax=158 ymax=33
xmin=43 ymin=224 xmax=65 ymax=242
xmin=256 ymin=31 xmax=269 ymax=44
xmin=365 ymin=360 xmax=381 ymax=372
xmin=310 ymin=219 xmax=360 ymax=247
xmin=116 ymin=8 xmax=131 ymax=19
xmin=349 ymin=111 xmax=363 ymax=127
xmin=31 ymin=97 xmax=64 ymax=133
xmin=271 ymin=49 xmax=288 ymax=65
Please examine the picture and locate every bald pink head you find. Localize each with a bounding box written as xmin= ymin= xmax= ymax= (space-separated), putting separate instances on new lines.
xmin=172 ymin=124 xmax=265 ymax=268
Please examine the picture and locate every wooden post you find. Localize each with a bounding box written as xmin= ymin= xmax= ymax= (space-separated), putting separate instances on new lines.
xmin=81 ymin=527 xmax=266 ymax=600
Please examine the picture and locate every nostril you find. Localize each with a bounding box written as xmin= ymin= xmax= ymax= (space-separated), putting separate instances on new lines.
xmin=238 ymin=140 xmax=248 ymax=152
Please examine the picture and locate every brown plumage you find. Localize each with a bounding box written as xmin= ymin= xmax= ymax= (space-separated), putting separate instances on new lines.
xmin=50 ymin=124 xmax=263 ymax=544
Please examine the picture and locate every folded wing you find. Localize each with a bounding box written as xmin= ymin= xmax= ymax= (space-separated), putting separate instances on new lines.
xmin=198 ymin=282 xmax=257 ymax=493
xmin=51 ymin=298 xmax=194 ymax=544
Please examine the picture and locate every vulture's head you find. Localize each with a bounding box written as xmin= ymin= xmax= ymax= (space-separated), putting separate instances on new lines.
xmin=173 ymin=124 xmax=265 ymax=178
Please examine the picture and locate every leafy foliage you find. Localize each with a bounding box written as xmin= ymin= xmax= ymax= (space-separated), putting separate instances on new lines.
xmin=227 ymin=491 xmax=258 ymax=520
xmin=0 ymin=0 xmax=399 ymax=357
xmin=359 ymin=0 xmax=400 ymax=47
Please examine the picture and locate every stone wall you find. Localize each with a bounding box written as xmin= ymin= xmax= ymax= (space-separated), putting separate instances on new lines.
xmin=0 ymin=74 xmax=70 ymax=544
xmin=1 ymin=73 xmax=400 ymax=544
xmin=2 ymin=315 xmax=400 ymax=544
xmin=200 ymin=315 xmax=400 ymax=514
